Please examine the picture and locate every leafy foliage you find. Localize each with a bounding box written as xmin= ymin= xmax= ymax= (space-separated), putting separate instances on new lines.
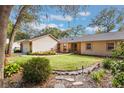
xmin=112 ymin=42 xmax=124 ymax=58
xmin=91 ymin=69 xmax=105 ymax=83
xmin=41 ymin=27 xmax=62 ymax=39
xmin=15 ymin=31 xmax=30 ymax=41
xmin=4 ymin=63 xmax=21 ymax=77
xmin=68 ymin=25 xmax=85 ymax=37
xmin=7 ymin=20 xmax=30 ymax=41
xmin=103 ymin=58 xmax=114 ymax=69
xmin=111 ymin=61 xmax=124 ymax=75
xmin=89 ymin=7 xmax=124 ymax=33
xmin=112 ymin=72 xmax=124 ymax=87
xmin=29 ymin=50 xmax=56 ymax=55
xmin=23 ymin=57 xmax=51 ymax=83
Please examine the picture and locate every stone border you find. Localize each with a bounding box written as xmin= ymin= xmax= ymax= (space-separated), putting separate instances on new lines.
xmin=52 ymin=63 xmax=101 ymax=75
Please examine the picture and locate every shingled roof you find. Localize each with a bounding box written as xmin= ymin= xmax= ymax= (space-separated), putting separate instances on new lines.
xmin=59 ymin=31 xmax=124 ymax=43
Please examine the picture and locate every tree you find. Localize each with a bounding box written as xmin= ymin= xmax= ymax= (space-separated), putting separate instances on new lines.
xmin=0 ymin=5 xmax=13 ymax=87
xmin=7 ymin=20 xmax=13 ymax=38
xmin=117 ymin=9 xmax=124 ymax=31
xmin=15 ymin=31 xmax=30 ymax=41
xmin=7 ymin=5 xmax=36 ymax=55
xmin=7 ymin=20 xmax=30 ymax=41
xmin=36 ymin=27 xmax=69 ymax=39
xmin=69 ymin=25 xmax=85 ymax=37
xmin=41 ymin=27 xmax=61 ymax=39
xmin=59 ymin=30 xmax=70 ymax=38
xmin=89 ymin=7 xmax=124 ymax=33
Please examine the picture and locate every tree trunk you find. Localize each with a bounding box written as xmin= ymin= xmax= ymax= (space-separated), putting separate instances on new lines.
xmin=7 ymin=6 xmax=27 ymax=56
xmin=0 ymin=5 xmax=13 ymax=87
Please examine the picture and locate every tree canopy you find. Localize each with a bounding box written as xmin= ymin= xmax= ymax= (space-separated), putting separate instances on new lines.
xmin=89 ymin=7 xmax=124 ymax=33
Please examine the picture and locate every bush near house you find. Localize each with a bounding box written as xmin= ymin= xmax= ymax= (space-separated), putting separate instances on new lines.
xmin=102 ymin=59 xmax=124 ymax=87
xmin=103 ymin=58 xmax=114 ymax=69
xmin=102 ymin=42 xmax=124 ymax=87
xmin=4 ymin=63 xmax=21 ymax=77
xmin=111 ymin=61 xmax=124 ymax=75
xmin=112 ymin=72 xmax=124 ymax=87
xmin=23 ymin=57 xmax=51 ymax=83
xmin=29 ymin=50 xmax=56 ymax=55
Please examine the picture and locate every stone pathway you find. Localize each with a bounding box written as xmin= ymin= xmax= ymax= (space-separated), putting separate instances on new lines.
xmin=52 ymin=74 xmax=97 ymax=88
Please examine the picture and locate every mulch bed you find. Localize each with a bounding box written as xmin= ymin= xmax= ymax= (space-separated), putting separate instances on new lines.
xmin=4 ymin=68 xmax=113 ymax=88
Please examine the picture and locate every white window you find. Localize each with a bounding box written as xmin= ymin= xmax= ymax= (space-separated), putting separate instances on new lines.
xmin=86 ymin=43 xmax=92 ymax=50
xmin=107 ymin=43 xmax=114 ymax=50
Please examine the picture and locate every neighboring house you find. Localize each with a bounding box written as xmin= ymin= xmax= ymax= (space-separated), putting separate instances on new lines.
xmin=59 ymin=31 xmax=124 ymax=56
xmin=12 ymin=40 xmax=24 ymax=51
xmin=6 ymin=38 xmax=23 ymax=52
xmin=21 ymin=34 xmax=58 ymax=53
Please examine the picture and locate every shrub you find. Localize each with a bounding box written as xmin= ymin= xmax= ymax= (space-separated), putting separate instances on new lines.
xmin=23 ymin=57 xmax=51 ymax=83
xmin=111 ymin=62 xmax=119 ymax=75
xmin=103 ymin=58 xmax=113 ymax=69
xmin=112 ymin=42 xmax=124 ymax=58
xmin=91 ymin=69 xmax=105 ymax=83
xmin=111 ymin=61 xmax=124 ymax=75
xmin=112 ymin=72 xmax=124 ymax=87
xmin=30 ymin=50 xmax=56 ymax=55
xmin=4 ymin=63 xmax=21 ymax=77
xmin=118 ymin=61 xmax=124 ymax=71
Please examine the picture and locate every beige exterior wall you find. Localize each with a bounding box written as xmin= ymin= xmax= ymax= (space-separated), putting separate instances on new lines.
xmin=81 ymin=40 xmax=118 ymax=56
xmin=32 ymin=35 xmax=58 ymax=52
xmin=77 ymin=42 xmax=81 ymax=54
xmin=22 ymin=41 xmax=30 ymax=53
xmin=59 ymin=40 xmax=121 ymax=56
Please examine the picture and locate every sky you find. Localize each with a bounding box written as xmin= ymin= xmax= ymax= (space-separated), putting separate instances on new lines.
xmin=10 ymin=5 xmax=124 ymax=34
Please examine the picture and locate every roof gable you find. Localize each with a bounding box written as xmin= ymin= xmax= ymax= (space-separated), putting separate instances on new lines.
xmin=22 ymin=34 xmax=58 ymax=42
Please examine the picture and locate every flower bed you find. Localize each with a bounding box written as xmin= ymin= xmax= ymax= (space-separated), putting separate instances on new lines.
xmin=28 ymin=50 xmax=56 ymax=55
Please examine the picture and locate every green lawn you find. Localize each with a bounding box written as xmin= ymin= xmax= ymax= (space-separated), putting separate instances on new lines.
xmin=8 ymin=54 xmax=104 ymax=71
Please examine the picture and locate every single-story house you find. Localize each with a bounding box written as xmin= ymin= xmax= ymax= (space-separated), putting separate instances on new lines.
xmin=21 ymin=34 xmax=58 ymax=53
xmin=20 ymin=31 xmax=124 ymax=56
xmin=59 ymin=31 xmax=124 ymax=56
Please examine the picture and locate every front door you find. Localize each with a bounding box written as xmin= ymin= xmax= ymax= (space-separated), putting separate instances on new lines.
xmin=71 ymin=43 xmax=77 ymax=53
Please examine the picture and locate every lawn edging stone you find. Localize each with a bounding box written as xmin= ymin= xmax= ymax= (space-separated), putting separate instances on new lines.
xmin=52 ymin=63 xmax=101 ymax=75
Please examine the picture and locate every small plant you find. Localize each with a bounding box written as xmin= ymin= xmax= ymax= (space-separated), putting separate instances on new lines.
xmin=23 ymin=57 xmax=51 ymax=83
xmin=91 ymin=69 xmax=105 ymax=83
xmin=4 ymin=63 xmax=21 ymax=77
xmin=112 ymin=72 xmax=124 ymax=87
xmin=103 ymin=58 xmax=113 ymax=69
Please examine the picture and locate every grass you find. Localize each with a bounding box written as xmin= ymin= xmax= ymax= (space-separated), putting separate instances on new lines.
xmin=8 ymin=54 xmax=104 ymax=71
